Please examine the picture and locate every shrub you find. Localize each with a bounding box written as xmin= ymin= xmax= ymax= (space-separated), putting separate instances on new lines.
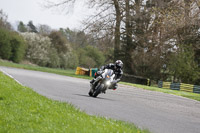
xmin=85 ymin=45 xmax=105 ymax=67
xmin=49 ymin=31 xmax=68 ymax=53
xmin=76 ymin=46 xmax=105 ymax=68
xmin=21 ymin=32 xmax=52 ymax=66
xmin=9 ymin=32 xmax=26 ymax=63
xmin=0 ymin=28 xmax=11 ymax=60
xmin=47 ymin=48 xmax=60 ymax=68
xmin=59 ymin=51 xmax=79 ymax=69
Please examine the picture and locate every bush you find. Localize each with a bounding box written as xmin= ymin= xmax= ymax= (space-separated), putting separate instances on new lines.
xmin=21 ymin=32 xmax=52 ymax=66
xmin=76 ymin=46 xmax=105 ymax=68
xmin=168 ymin=44 xmax=200 ymax=84
xmin=9 ymin=32 xmax=26 ymax=63
xmin=0 ymin=28 xmax=11 ymax=60
xmin=59 ymin=51 xmax=79 ymax=69
xmin=47 ymin=48 xmax=60 ymax=68
xmin=85 ymin=45 xmax=105 ymax=67
xmin=49 ymin=31 xmax=68 ymax=53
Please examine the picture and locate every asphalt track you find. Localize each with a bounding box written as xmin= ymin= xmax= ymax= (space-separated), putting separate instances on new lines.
xmin=1 ymin=66 xmax=200 ymax=133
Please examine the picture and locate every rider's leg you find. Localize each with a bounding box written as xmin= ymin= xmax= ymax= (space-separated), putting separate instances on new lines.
xmin=109 ymin=83 xmax=118 ymax=90
xmin=113 ymin=84 xmax=118 ymax=90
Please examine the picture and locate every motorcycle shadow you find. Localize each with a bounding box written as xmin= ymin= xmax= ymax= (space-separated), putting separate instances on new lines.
xmin=73 ymin=94 xmax=116 ymax=101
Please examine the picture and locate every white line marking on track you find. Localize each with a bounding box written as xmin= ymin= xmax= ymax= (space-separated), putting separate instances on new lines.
xmin=0 ymin=68 xmax=24 ymax=86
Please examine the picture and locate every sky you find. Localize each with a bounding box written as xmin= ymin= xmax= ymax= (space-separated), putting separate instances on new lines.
xmin=0 ymin=0 xmax=94 ymax=30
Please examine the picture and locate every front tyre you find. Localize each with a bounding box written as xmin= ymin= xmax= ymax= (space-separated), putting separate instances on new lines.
xmin=93 ymin=84 xmax=103 ymax=97
xmin=88 ymin=89 xmax=93 ymax=96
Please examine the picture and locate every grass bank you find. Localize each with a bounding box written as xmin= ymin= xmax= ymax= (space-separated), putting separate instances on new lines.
xmin=121 ymin=82 xmax=200 ymax=101
xmin=0 ymin=71 xmax=149 ymax=133
xmin=0 ymin=59 xmax=92 ymax=80
xmin=1 ymin=59 xmax=199 ymax=102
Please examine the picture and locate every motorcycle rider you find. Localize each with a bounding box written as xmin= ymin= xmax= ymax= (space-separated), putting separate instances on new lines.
xmin=90 ymin=60 xmax=123 ymax=90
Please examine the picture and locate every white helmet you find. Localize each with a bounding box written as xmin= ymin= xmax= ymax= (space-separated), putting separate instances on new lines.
xmin=115 ymin=60 xmax=123 ymax=68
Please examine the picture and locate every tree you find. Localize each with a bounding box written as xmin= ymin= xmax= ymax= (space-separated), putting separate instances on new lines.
xmin=168 ymin=44 xmax=200 ymax=84
xmin=9 ymin=32 xmax=26 ymax=63
xmin=44 ymin=0 xmax=200 ymax=83
xmin=0 ymin=9 xmax=12 ymax=30
xmin=17 ymin=21 xmax=27 ymax=32
xmin=45 ymin=0 xmax=122 ymax=60
xmin=0 ymin=28 xmax=26 ymax=63
xmin=38 ymin=24 xmax=52 ymax=35
xmin=59 ymin=50 xmax=79 ymax=69
xmin=0 ymin=28 xmax=11 ymax=60
xmin=21 ymin=32 xmax=52 ymax=66
xmin=76 ymin=45 xmax=105 ymax=68
xmin=27 ymin=21 xmax=38 ymax=33
xmin=49 ymin=31 xmax=69 ymax=53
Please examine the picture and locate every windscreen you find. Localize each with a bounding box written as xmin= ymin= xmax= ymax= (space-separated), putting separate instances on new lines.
xmin=102 ymin=69 xmax=114 ymax=78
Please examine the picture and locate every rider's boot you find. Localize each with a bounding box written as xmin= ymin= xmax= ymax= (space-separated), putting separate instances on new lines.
xmin=113 ymin=84 xmax=118 ymax=90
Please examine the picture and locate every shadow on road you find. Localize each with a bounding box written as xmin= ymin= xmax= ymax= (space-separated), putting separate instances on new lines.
xmin=73 ymin=94 xmax=116 ymax=101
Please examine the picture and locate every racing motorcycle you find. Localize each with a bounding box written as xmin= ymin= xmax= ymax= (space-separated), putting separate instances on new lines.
xmin=88 ymin=69 xmax=115 ymax=97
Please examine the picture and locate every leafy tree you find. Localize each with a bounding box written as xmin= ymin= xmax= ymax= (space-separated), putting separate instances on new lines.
xmin=27 ymin=21 xmax=38 ymax=33
xmin=168 ymin=44 xmax=200 ymax=84
xmin=85 ymin=45 xmax=105 ymax=67
xmin=0 ymin=9 xmax=12 ymax=30
xmin=76 ymin=45 xmax=105 ymax=68
xmin=46 ymin=48 xmax=60 ymax=68
xmin=9 ymin=32 xmax=26 ymax=63
xmin=44 ymin=0 xmax=200 ymax=84
xmin=49 ymin=31 xmax=68 ymax=53
xmin=59 ymin=51 xmax=79 ymax=69
xmin=21 ymin=32 xmax=52 ymax=66
xmin=76 ymin=48 xmax=96 ymax=68
xmin=0 ymin=28 xmax=11 ymax=59
xmin=17 ymin=21 xmax=27 ymax=32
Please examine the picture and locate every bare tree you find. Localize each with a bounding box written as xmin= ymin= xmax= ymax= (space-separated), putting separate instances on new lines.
xmin=38 ymin=24 xmax=52 ymax=35
xmin=0 ymin=9 xmax=12 ymax=30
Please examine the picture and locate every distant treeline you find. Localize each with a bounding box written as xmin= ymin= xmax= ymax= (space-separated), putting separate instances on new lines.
xmin=0 ymin=9 xmax=109 ymax=70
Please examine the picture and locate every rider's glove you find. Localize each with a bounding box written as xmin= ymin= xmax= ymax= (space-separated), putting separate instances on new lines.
xmin=97 ymin=71 xmax=103 ymax=75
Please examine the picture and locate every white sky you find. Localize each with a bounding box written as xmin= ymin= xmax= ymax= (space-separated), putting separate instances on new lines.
xmin=0 ymin=0 xmax=94 ymax=30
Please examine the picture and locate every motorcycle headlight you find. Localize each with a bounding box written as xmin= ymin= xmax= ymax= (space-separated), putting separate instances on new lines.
xmin=106 ymin=81 xmax=111 ymax=86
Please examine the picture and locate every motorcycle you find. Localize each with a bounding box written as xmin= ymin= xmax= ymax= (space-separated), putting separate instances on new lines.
xmin=88 ymin=69 xmax=116 ymax=97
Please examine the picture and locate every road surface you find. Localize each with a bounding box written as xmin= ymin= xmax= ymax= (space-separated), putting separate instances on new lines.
xmin=1 ymin=66 xmax=200 ymax=133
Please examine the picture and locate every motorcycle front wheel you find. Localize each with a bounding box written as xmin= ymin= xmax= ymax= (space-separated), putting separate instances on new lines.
xmin=93 ymin=84 xmax=103 ymax=97
xmin=88 ymin=88 xmax=93 ymax=96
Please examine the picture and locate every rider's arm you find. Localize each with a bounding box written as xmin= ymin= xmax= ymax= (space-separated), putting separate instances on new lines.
xmin=104 ymin=63 xmax=115 ymax=70
xmin=99 ymin=65 xmax=105 ymax=71
xmin=114 ymin=70 xmax=123 ymax=83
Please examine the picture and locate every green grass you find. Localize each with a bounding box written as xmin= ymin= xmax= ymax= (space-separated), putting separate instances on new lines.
xmin=0 ymin=59 xmax=92 ymax=80
xmin=0 ymin=71 xmax=149 ymax=133
xmin=121 ymin=82 xmax=200 ymax=101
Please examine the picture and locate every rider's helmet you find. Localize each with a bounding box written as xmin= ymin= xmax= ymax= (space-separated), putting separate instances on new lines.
xmin=115 ymin=60 xmax=123 ymax=69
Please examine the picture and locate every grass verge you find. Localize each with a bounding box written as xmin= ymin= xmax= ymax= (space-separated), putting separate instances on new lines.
xmin=121 ymin=82 xmax=200 ymax=101
xmin=0 ymin=71 xmax=149 ymax=133
xmin=1 ymin=59 xmax=199 ymax=102
xmin=0 ymin=59 xmax=92 ymax=80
